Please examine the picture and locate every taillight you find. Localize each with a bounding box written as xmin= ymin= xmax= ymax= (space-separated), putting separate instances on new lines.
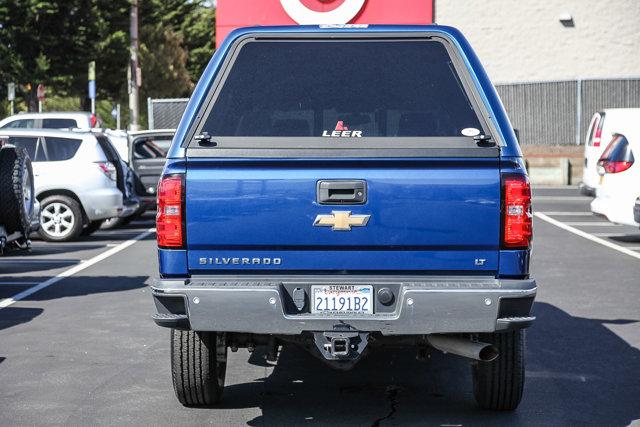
xmin=597 ymin=134 xmax=634 ymax=175
xmin=598 ymin=160 xmax=633 ymax=174
xmin=90 ymin=114 xmax=98 ymax=128
xmin=593 ymin=125 xmax=602 ymax=147
xmin=96 ymin=161 xmax=117 ymax=181
xmin=502 ymin=175 xmax=532 ymax=249
xmin=157 ymin=175 xmax=184 ymax=248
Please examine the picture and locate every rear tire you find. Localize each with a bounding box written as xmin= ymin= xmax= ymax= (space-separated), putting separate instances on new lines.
xmin=38 ymin=195 xmax=83 ymax=242
xmin=0 ymin=147 xmax=35 ymax=234
xmin=472 ymin=330 xmax=525 ymax=411
xmin=171 ymin=330 xmax=227 ymax=406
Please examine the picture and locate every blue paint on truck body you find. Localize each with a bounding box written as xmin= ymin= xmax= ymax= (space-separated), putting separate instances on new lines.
xmin=159 ymin=25 xmax=530 ymax=279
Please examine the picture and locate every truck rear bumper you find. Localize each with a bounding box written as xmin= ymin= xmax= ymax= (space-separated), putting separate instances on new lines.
xmin=151 ymin=275 xmax=536 ymax=335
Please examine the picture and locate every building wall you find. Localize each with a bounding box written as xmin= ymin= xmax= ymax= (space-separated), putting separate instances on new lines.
xmin=435 ymin=0 xmax=640 ymax=83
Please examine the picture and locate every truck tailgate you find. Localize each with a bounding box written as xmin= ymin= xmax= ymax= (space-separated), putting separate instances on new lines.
xmin=185 ymin=157 xmax=500 ymax=272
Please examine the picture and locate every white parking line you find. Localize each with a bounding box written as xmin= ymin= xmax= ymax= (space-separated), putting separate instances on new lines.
xmin=562 ymin=222 xmax=622 ymax=227
xmin=0 ymin=228 xmax=155 ymax=310
xmin=534 ymin=213 xmax=640 ymax=261
xmin=538 ymin=211 xmax=594 ymax=216
xmin=533 ymin=196 xmax=592 ymax=201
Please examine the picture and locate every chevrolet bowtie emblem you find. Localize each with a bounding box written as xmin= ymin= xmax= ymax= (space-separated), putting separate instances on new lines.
xmin=313 ymin=211 xmax=370 ymax=231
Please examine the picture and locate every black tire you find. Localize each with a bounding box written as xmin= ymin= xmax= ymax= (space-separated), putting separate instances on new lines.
xmin=38 ymin=195 xmax=84 ymax=242
xmin=171 ymin=329 xmax=227 ymax=406
xmin=81 ymin=220 xmax=104 ymax=236
xmin=0 ymin=147 xmax=35 ymax=234
xmin=472 ymin=330 xmax=525 ymax=411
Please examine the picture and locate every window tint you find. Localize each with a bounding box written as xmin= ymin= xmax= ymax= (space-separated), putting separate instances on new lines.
xmin=133 ymin=137 xmax=172 ymax=159
xmin=42 ymin=137 xmax=83 ymax=161
xmin=201 ymin=40 xmax=484 ymax=139
xmin=8 ymin=137 xmax=46 ymax=161
xmin=3 ymin=119 xmax=35 ymax=129
xmin=600 ymin=135 xmax=634 ymax=162
xmin=586 ymin=112 xmax=605 ymax=146
xmin=42 ymin=118 xmax=78 ymax=129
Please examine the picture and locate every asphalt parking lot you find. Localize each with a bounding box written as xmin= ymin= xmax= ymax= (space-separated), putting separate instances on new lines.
xmin=1 ymin=187 xmax=639 ymax=426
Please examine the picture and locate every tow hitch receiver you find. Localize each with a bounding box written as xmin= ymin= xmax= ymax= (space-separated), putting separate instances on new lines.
xmin=313 ymin=330 xmax=369 ymax=361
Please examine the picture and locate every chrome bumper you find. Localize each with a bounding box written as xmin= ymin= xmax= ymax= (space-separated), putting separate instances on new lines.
xmin=151 ymin=275 xmax=536 ymax=335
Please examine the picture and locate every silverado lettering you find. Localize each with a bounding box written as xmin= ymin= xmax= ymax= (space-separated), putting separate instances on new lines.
xmin=199 ymin=257 xmax=282 ymax=265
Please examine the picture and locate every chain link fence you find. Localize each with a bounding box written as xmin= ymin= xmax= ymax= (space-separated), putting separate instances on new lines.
xmin=147 ymin=79 xmax=640 ymax=143
xmin=147 ymin=98 xmax=189 ymax=130
xmin=495 ymin=78 xmax=640 ymax=146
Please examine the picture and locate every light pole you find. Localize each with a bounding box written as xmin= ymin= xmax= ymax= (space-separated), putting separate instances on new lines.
xmin=128 ymin=0 xmax=140 ymax=130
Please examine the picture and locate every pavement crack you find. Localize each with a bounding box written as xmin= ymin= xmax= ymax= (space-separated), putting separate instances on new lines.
xmin=371 ymin=385 xmax=400 ymax=427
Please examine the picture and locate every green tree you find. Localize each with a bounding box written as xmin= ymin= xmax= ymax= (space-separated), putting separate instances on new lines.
xmin=0 ymin=0 xmax=215 ymax=124
xmin=139 ymin=24 xmax=193 ymax=99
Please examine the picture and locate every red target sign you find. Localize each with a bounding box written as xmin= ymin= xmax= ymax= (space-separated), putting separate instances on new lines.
xmin=216 ymin=0 xmax=433 ymax=47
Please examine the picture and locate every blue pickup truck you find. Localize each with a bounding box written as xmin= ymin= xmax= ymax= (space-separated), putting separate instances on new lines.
xmin=151 ymin=25 xmax=535 ymax=410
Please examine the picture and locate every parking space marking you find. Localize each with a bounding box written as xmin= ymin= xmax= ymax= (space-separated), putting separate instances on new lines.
xmin=535 ymin=213 xmax=640 ymax=261
xmin=533 ymin=196 xmax=592 ymax=201
xmin=538 ymin=211 xmax=593 ymax=216
xmin=562 ymin=222 xmax=622 ymax=227
xmin=0 ymin=228 xmax=155 ymax=310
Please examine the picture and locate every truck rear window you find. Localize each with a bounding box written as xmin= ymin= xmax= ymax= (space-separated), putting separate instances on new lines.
xmin=199 ymin=39 xmax=485 ymax=140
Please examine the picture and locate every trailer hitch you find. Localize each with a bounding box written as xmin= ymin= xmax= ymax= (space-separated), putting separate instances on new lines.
xmin=312 ymin=328 xmax=370 ymax=362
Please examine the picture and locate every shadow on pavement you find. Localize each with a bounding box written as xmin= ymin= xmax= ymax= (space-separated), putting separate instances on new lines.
xmin=216 ymin=302 xmax=639 ymax=426
xmin=24 ymin=275 xmax=149 ymax=302
xmin=0 ymin=276 xmax=148 ymax=331
xmin=0 ymin=307 xmax=44 ymax=331
xmin=1 ymin=244 xmax=106 ymax=257
xmin=0 ymin=260 xmax=84 ymax=275
xmin=608 ymin=234 xmax=640 ymax=243
xmin=76 ymin=229 xmax=156 ymax=243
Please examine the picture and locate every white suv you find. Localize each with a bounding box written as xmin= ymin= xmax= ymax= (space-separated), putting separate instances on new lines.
xmin=581 ymin=108 xmax=640 ymax=196
xmin=0 ymin=112 xmax=101 ymax=130
xmin=0 ymin=129 xmax=126 ymax=241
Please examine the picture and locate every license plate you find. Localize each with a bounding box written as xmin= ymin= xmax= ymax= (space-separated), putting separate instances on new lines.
xmin=311 ymin=285 xmax=373 ymax=314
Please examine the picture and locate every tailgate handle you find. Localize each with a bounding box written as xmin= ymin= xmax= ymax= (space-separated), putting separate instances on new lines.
xmin=317 ymin=180 xmax=367 ymax=205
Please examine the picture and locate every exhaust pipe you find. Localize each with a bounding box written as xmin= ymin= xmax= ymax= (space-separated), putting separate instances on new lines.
xmin=427 ymin=335 xmax=499 ymax=362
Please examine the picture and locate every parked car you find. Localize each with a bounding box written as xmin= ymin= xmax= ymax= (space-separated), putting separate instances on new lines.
xmin=0 ymin=138 xmax=40 ymax=252
xmin=102 ymin=129 xmax=129 ymax=162
xmin=98 ymin=130 xmax=142 ymax=229
xmin=634 ymin=197 xmax=640 ymax=226
xmin=0 ymin=129 xmax=137 ymax=241
xmin=0 ymin=111 xmax=101 ymax=130
xmin=151 ymin=25 xmax=535 ymax=411
xmin=580 ymin=108 xmax=640 ymax=196
xmin=128 ymin=129 xmax=174 ymax=212
xmin=591 ymin=129 xmax=639 ymax=226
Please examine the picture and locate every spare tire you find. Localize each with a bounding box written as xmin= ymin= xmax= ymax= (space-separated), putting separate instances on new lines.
xmin=0 ymin=146 xmax=35 ymax=234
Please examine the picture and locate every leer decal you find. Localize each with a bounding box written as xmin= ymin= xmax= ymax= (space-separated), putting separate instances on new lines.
xmin=322 ymin=121 xmax=363 ymax=138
